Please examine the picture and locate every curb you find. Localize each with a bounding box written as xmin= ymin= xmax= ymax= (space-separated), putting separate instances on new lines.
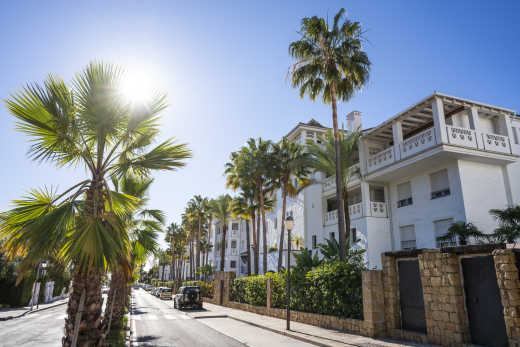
xmin=0 ymin=300 xmax=68 ymax=321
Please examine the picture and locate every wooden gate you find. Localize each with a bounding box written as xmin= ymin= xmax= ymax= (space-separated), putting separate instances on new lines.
xmin=461 ymin=256 xmax=508 ymax=347
xmin=398 ymin=259 xmax=427 ymax=333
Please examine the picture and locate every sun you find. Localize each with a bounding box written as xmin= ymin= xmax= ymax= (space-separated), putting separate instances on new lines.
xmin=119 ymin=68 xmax=157 ymax=105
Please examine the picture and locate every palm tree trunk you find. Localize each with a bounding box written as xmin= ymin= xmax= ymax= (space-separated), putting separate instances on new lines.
xmin=220 ymin=225 xmax=227 ymax=271
xmin=258 ymin=181 xmax=268 ymax=273
xmin=256 ymin=209 xmax=261 ymax=273
xmin=189 ymin=235 xmax=194 ymax=279
xmin=330 ymin=84 xmax=347 ymax=261
xmin=245 ymin=218 xmax=251 ymax=276
xmin=62 ymin=267 xmax=103 ymax=347
xmin=343 ymin=188 xmax=351 ymax=247
xmin=277 ymin=178 xmax=288 ymax=272
xmin=105 ymin=270 xmax=126 ymax=330
xmin=196 ymin=218 xmax=201 ymax=280
xmin=251 ymin=208 xmax=258 ymax=275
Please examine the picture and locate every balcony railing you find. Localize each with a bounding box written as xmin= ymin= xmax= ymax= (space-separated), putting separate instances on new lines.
xmin=446 ymin=125 xmax=477 ymax=149
xmin=483 ymin=132 xmax=511 ymax=154
xmin=321 ymin=164 xmax=360 ymax=193
xmin=366 ymin=147 xmax=395 ymax=173
xmin=401 ymin=127 xmax=436 ymax=159
xmin=369 ymin=201 xmax=387 ymax=217
xmin=348 ymin=203 xmax=363 ymax=219
xmin=324 ymin=210 xmax=337 ymax=226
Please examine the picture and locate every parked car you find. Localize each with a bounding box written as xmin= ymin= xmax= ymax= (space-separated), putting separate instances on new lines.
xmin=173 ymin=286 xmax=202 ymax=310
xmin=159 ymin=287 xmax=173 ymax=300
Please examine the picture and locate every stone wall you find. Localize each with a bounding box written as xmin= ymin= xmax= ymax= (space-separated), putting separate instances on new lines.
xmin=493 ymin=249 xmax=520 ymax=346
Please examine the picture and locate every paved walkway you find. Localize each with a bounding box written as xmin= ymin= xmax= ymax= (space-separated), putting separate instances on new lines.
xmin=188 ymin=303 xmax=437 ymax=347
xmin=0 ymin=297 xmax=68 ymax=321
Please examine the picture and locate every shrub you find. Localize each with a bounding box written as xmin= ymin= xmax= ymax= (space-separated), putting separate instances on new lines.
xmin=230 ymin=275 xmax=268 ymax=306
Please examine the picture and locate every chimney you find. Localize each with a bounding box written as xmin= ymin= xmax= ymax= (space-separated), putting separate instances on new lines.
xmin=346 ymin=111 xmax=362 ymax=132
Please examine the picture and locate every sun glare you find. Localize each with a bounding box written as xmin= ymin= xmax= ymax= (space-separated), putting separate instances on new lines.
xmin=120 ymin=68 xmax=157 ymax=105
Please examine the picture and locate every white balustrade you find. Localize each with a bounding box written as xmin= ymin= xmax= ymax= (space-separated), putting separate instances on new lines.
xmin=322 ymin=176 xmax=335 ymax=192
xmin=348 ymin=203 xmax=363 ymax=219
xmin=400 ymin=127 xmax=436 ymax=159
xmin=367 ymin=147 xmax=395 ymax=173
xmin=482 ymin=132 xmax=511 ymax=154
xmin=324 ymin=210 xmax=338 ymax=225
xmin=446 ymin=126 xmax=477 ymax=149
xmin=369 ymin=201 xmax=387 ymax=218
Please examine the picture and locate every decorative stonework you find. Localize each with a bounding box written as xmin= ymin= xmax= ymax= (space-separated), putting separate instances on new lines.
xmin=362 ymin=270 xmax=385 ymax=337
xmin=493 ymin=249 xmax=520 ymax=346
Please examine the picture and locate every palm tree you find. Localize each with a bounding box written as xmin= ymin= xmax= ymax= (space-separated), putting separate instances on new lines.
xmin=230 ymin=194 xmax=252 ymax=276
xmin=307 ymin=129 xmax=360 ymax=249
xmin=289 ymin=8 xmax=370 ymax=260
xmin=490 ymin=206 xmax=520 ymax=243
xmin=187 ymin=195 xmax=209 ymax=279
xmin=272 ymin=138 xmax=312 ymax=271
xmin=213 ymin=195 xmax=232 ymax=271
xmin=165 ymin=222 xmax=184 ymax=282
xmin=0 ymin=62 xmax=191 ymax=346
xmin=436 ymin=222 xmax=485 ymax=246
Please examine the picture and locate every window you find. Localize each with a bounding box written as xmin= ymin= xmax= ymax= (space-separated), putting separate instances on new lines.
xmin=400 ymin=225 xmax=416 ymax=250
xmin=312 ymin=235 xmax=317 ymax=249
xmin=512 ymin=126 xmax=519 ymax=145
xmin=232 ymin=223 xmax=239 ymax=231
xmin=348 ymin=188 xmax=362 ymax=205
xmin=430 ymin=169 xmax=450 ymax=199
xmin=329 ymin=232 xmax=335 ymax=240
xmin=326 ymin=197 xmax=338 ymax=212
xmin=370 ymin=186 xmax=385 ymax=202
xmin=351 ymin=228 xmax=357 ymax=243
xmin=397 ymin=182 xmax=413 ymax=207
xmin=434 ymin=218 xmax=455 ymax=248
xmin=230 ymin=260 xmax=236 ymax=269
xmin=231 ymin=240 xmax=237 ymax=249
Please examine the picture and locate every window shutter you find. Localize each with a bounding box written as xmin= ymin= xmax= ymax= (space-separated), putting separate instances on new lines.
xmin=397 ymin=182 xmax=412 ymax=200
xmin=370 ymin=186 xmax=385 ymax=202
xmin=400 ymin=225 xmax=416 ymax=241
xmin=430 ymin=169 xmax=449 ymax=192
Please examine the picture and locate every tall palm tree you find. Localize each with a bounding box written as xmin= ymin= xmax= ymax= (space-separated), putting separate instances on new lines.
xmin=230 ymin=194 xmax=252 ymax=276
xmin=490 ymin=206 xmax=520 ymax=243
xmin=307 ymin=129 xmax=360 ymax=249
xmin=0 ymin=62 xmax=191 ymax=346
xmin=187 ymin=195 xmax=209 ymax=279
xmin=289 ymin=8 xmax=370 ymax=260
xmin=213 ymin=195 xmax=232 ymax=271
xmin=436 ymin=222 xmax=485 ymax=246
xmin=165 ymin=222 xmax=184 ymax=282
xmin=272 ymin=138 xmax=312 ymax=271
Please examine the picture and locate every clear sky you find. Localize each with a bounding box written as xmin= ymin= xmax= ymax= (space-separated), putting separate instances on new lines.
xmin=1 ymin=1 xmax=519 ymax=248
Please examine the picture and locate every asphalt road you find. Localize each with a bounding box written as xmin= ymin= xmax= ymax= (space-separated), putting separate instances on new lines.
xmin=0 ymin=304 xmax=66 ymax=346
xmin=132 ymin=288 xmax=312 ymax=347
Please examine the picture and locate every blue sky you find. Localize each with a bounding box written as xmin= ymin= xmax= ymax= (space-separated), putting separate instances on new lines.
xmin=1 ymin=0 xmax=519 ymax=247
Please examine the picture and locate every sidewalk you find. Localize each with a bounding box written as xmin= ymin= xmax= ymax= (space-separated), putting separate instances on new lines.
xmin=188 ymin=303 xmax=437 ymax=347
xmin=0 ymin=297 xmax=68 ymax=321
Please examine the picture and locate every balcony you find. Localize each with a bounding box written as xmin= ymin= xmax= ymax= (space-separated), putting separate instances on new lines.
xmin=401 ymin=127 xmax=436 ymax=159
xmin=321 ymin=164 xmax=360 ymax=194
xmin=324 ymin=201 xmax=386 ymax=226
xmin=370 ymin=201 xmax=387 ymax=218
xmin=367 ymin=147 xmax=395 ymax=172
xmin=348 ymin=203 xmax=363 ymax=219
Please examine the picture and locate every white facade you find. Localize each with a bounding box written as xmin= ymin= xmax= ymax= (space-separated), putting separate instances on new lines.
xmin=208 ymin=218 xmax=250 ymax=277
xmin=209 ymin=93 xmax=520 ymax=272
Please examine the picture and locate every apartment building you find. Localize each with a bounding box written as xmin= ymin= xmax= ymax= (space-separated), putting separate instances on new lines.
xmin=209 ymin=92 xmax=520 ymax=273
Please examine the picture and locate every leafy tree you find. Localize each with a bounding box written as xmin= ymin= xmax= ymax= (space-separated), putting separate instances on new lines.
xmin=0 ymin=62 xmax=191 ymax=346
xmin=289 ymin=8 xmax=370 ymax=261
xmin=293 ymin=248 xmax=321 ymax=274
xmin=490 ymin=206 xmax=520 ymax=243
xmin=436 ymin=221 xmax=485 ymax=246
xmin=318 ymin=237 xmax=365 ymax=263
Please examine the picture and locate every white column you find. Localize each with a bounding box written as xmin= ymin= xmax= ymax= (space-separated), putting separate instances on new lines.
xmin=360 ymin=181 xmax=371 ymax=217
xmin=358 ymin=137 xmax=368 ymax=175
xmin=432 ymin=97 xmax=447 ymax=144
xmin=501 ymin=114 xmax=515 ymax=155
xmin=392 ymin=120 xmax=403 ymax=161
xmin=469 ymin=106 xmax=484 ymax=149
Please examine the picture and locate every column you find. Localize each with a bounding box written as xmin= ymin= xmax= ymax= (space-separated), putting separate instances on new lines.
xmin=500 ymin=114 xmax=515 ymax=155
xmin=362 ymin=270 xmax=386 ymax=337
xmin=432 ymin=97 xmax=448 ymax=144
xmin=358 ymin=137 xmax=368 ymax=175
xmin=468 ymin=106 xmax=483 ymax=149
xmin=361 ymin=181 xmax=371 ymax=217
xmin=392 ymin=121 xmax=403 ymax=161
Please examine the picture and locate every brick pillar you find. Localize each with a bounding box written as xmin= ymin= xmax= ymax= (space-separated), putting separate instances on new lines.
xmin=493 ymin=249 xmax=520 ymax=346
xmin=418 ymin=251 xmax=469 ymax=346
xmin=381 ymin=254 xmax=400 ymax=334
xmin=221 ymin=271 xmax=236 ymax=306
xmin=266 ymin=277 xmax=272 ymax=311
xmin=362 ymin=270 xmax=385 ymax=337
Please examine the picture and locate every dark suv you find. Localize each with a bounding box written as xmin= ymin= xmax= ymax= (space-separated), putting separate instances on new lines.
xmin=173 ymin=286 xmax=202 ymax=310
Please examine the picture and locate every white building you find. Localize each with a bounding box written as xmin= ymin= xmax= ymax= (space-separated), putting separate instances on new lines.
xmin=208 ymin=218 xmax=250 ymax=277
xmin=209 ymin=93 xmax=520 ymax=272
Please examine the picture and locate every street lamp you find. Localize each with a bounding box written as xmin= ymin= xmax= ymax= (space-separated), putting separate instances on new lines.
xmin=285 ymin=214 xmax=294 ymax=331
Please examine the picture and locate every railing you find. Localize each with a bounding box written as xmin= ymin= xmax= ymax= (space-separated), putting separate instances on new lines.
xmin=321 ymin=164 xmax=360 ymax=193
xmin=446 ymin=126 xmax=477 ymax=149
xmin=369 ymin=201 xmax=387 ymax=217
xmin=348 ymin=203 xmax=363 ymax=219
xmin=324 ymin=210 xmax=338 ymax=225
xmin=482 ymin=132 xmax=511 ymax=154
xmin=401 ymin=127 xmax=436 ymax=159
xmin=401 ymin=240 xmax=417 ymax=250
xmin=367 ymin=147 xmax=395 ymax=173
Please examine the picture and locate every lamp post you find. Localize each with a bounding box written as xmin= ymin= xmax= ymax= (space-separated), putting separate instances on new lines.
xmin=285 ymin=214 xmax=294 ymax=331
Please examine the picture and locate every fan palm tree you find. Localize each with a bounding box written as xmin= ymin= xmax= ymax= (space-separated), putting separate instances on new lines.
xmin=436 ymin=222 xmax=485 ymax=246
xmin=289 ymin=8 xmax=370 ymax=260
xmin=0 ymin=62 xmax=191 ymax=346
xmin=213 ymin=195 xmax=232 ymax=271
xmin=489 ymin=206 xmax=520 ymax=243
xmin=230 ymin=194 xmax=252 ymax=276
xmin=307 ymin=129 xmax=360 ymax=248
xmin=272 ymin=138 xmax=312 ymax=271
